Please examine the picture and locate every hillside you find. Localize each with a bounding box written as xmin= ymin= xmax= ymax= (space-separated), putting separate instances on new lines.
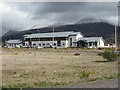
xmin=2 ymin=18 xmax=120 ymax=45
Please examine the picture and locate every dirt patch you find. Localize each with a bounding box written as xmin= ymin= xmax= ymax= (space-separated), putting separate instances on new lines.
xmin=2 ymin=48 xmax=118 ymax=88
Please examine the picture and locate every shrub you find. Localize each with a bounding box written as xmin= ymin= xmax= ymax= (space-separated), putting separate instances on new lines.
xmin=53 ymin=47 xmax=57 ymax=49
xmin=117 ymin=48 xmax=120 ymax=50
xmin=98 ymin=47 xmax=116 ymax=50
xmin=84 ymin=48 xmax=90 ymax=50
xmin=14 ymin=52 xmax=18 ymax=55
xmin=64 ymin=46 xmax=70 ymax=49
xmin=100 ymin=50 xmax=118 ymax=62
xmin=78 ymin=70 xmax=92 ymax=79
xmin=74 ymin=52 xmax=81 ymax=55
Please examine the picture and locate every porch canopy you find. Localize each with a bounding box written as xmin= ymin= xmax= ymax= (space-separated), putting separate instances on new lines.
xmin=73 ymin=37 xmax=103 ymax=48
xmin=6 ymin=40 xmax=22 ymax=44
xmin=74 ymin=37 xmax=102 ymax=43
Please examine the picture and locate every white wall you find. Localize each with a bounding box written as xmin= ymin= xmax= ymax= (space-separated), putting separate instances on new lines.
xmin=25 ymin=40 xmax=68 ymax=48
xmin=68 ymin=36 xmax=75 ymax=47
xmin=6 ymin=43 xmax=22 ymax=48
xmin=76 ymin=33 xmax=83 ymax=39
xmin=98 ymin=38 xmax=105 ymax=47
xmin=25 ymin=41 xmax=29 ymax=47
xmin=68 ymin=33 xmax=83 ymax=47
xmin=24 ymin=33 xmax=83 ymax=48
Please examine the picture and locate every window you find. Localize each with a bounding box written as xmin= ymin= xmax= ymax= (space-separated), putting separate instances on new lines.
xmin=70 ymin=38 xmax=72 ymax=46
xmin=54 ymin=43 xmax=56 ymax=46
xmin=33 ymin=44 xmax=36 ymax=46
xmin=47 ymin=43 xmax=49 ymax=45
xmin=39 ymin=44 xmax=41 ymax=46
xmin=89 ymin=42 xmax=92 ymax=46
xmin=57 ymin=40 xmax=61 ymax=46
xmin=63 ymin=43 xmax=65 ymax=46
xmin=43 ymin=43 xmax=45 ymax=46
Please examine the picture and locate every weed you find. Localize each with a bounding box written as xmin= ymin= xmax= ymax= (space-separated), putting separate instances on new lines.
xmin=78 ymin=70 xmax=92 ymax=79
xmin=74 ymin=52 xmax=81 ymax=55
xmin=14 ymin=52 xmax=18 ymax=55
xmin=13 ymin=72 xmax=17 ymax=74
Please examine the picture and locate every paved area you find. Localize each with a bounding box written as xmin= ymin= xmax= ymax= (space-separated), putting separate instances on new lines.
xmin=50 ymin=79 xmax=119 ymax=88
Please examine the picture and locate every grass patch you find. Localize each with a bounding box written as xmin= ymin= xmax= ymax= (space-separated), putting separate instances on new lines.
xmin=87 ymin=77 xmax=100 ymax=82
xmin=94 ymin=60 xmax=110 ymax=63
xmin=103 ymin=74 xmax=118 ymax=79
xmin=86 ymin=73 xmax=119 ymax=82
xmin=3 ymin=83 xmax=31 ymax=88
xmin=34 ymin=81 xmax=67 ymax=87
xmin=2 ymin=88 xmax=20 ymax=90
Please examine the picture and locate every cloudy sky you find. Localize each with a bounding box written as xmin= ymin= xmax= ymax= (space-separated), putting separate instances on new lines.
xmin=0 ymin=1 xmax=119 ymax=36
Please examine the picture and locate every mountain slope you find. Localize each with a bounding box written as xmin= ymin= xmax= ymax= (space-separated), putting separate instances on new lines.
xmin=2 ymin=22 xmax=118 ymax=45
xmin=75 ymin=18 xmax=108 ymax=24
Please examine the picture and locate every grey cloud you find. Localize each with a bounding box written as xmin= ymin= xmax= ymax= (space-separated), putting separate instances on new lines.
xmin=1 ymin=2 xmax=118 ymax=36
xmin=30 ymin=2 xmax=117 ymax=24
xmin=6 ymin=2 xmax=117 ymax=21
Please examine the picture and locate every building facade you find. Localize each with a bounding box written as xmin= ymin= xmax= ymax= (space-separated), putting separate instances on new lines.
xmin=6 ymin=31 xmax=106 ymax=48
xmin=24 ymin=31 xmax=84 ymax=48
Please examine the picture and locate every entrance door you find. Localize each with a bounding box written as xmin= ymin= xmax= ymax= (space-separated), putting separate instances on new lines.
xmin=57 ymin=40 xmax=61 ymax=46
xmin=77 ymin=42 xmax=80 ymax=48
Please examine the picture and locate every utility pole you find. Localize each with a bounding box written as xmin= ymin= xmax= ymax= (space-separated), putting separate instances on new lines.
xmin=115 ymin=2 xmax=119 ymax=51
xmin=53 ymin=25 xmax=54 ymax=47
xmin=115 ymin=22 xmax=117 ymax=49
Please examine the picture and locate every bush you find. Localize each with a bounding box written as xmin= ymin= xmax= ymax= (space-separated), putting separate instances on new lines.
xmin=74 ymin=52 xmax=81 ymax=55
xmin=100 ymin=50 xmax=118 ymax=62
